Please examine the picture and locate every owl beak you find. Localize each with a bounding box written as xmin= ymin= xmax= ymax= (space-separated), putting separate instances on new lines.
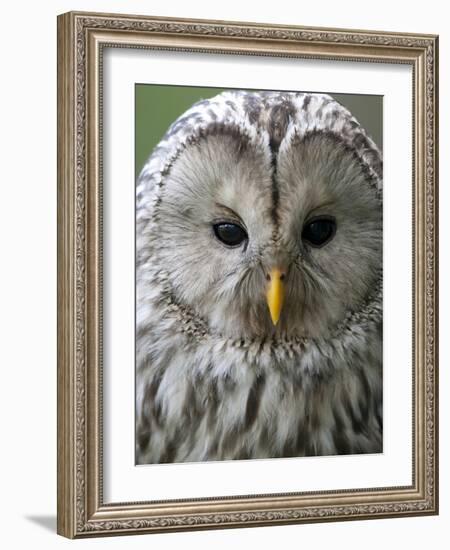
xmin=266 ymin=268 xmax=286 ymax=326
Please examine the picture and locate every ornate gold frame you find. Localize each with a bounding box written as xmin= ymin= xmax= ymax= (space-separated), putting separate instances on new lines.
xmin=57 ymin=11 xmax=439 ymax=538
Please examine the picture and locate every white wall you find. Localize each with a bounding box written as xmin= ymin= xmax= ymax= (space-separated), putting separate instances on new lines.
xmin=0 ymin=0 xmax=447 ymax=548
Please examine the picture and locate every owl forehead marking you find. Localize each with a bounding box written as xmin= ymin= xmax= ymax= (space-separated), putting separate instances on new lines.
xmin=242 ymin=94 xmax=298 ymax=236
xmin=267 ymin=100 xmax=296 ymax=234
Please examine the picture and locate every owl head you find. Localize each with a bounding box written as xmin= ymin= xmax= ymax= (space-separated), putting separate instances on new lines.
xmin=137 ymin=91 xmax=382 ymax=342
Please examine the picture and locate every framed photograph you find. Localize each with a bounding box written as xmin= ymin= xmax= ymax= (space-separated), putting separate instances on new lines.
xmin=57 ymin=11 xmax=439 ymax=538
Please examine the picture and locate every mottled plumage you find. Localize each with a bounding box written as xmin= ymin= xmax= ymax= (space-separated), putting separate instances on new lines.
xmin=136 ymin=90 xmax=382 ymax=464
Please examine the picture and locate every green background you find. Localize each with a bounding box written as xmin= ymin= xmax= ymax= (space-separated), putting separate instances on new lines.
xmin=135 ymin=85 xmax=383 ymax=178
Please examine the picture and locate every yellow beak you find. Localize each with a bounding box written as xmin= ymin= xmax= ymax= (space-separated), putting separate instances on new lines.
xmin=266 ymin=268 xmax=285 ymax=326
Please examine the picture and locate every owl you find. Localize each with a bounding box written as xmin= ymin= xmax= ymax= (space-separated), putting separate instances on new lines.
xmin=136 ymin=90 xmax=382 ymax=464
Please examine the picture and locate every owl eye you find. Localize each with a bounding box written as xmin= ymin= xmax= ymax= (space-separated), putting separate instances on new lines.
xmin=213 ymin=222 xmax=248 ymax=247
xmin=302 ymin=216 xmax=336 ymax=247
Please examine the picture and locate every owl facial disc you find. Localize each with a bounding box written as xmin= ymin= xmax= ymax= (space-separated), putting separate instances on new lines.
xmin=266 ymin=267 xmax=286 ymax=325
xmin=137 ymin=90 xmax=383 ymax=342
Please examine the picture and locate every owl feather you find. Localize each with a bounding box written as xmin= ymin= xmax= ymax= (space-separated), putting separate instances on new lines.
xmin=136 ymin=91 xmax=382 ymax=463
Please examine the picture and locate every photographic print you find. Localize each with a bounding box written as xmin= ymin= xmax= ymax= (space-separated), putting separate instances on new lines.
xmin=135 ymin=86 xmax=383 ymax=464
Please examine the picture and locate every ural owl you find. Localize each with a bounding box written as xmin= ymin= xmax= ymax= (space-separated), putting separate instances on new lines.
xmin=136 ymin=90 xmax=382 ymax=464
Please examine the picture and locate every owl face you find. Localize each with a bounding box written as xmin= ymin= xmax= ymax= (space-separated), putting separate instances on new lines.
xmin=140 ymin=92 xmax=382 ymax=341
